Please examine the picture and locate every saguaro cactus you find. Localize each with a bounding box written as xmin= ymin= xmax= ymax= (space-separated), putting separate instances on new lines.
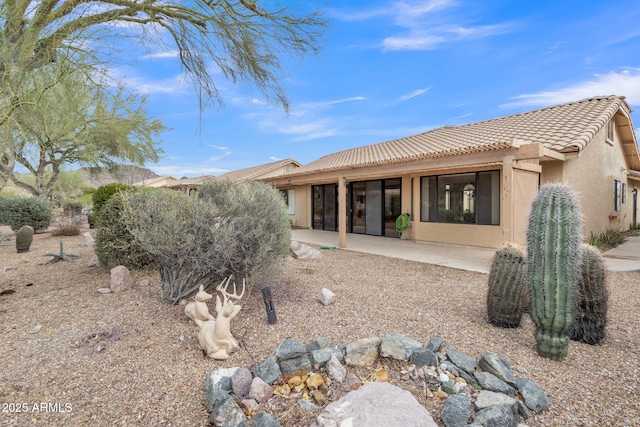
xmin=487 ymin=245 xmax=527 ymax=328
xmin=526 ymin=184 xmax=582 ymax=361
xmin=570 ymin=244 xmax=608 ymax=344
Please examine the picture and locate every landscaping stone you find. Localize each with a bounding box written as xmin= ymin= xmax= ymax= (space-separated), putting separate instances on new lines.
xmin=326 ymin=353 xmax=346 ymax=383
xmin=446 ymin=348 xmax=478 ymax=375
xmin=318 ymin=288 xmax=336 ymax=306
xmin=80 ymin=232 xmax=94 ymax=247
xmin=517 ymin=377 xmax=550 ymax=413
xmin=475 ymin=390 xmax=519 ymax=413
xmin=276 ymin=338 xmax=307 ymax=360
xmin=410 ymin=348 xmax=439 ymax=366
xmin=474 ymin=372 xmax=516 ymax=396
xmin=278 ymin=355 xmax=312 ymax=377
xmin=205 ymin=368 xmax=238 ymax=412
xmin=473 ymin=403 xmax=520 ymax=427
xmin=290 ymin=241 xmax=322 ymax=259
xmin=344 ymin=337 xmax=381 ymax=366
xmin=312 ymin=382 xmax=437 ymax=427
xmin=310 ymin=345 xmax=345 ymax=369
xmin=210 ymin=396 xmax=247 ymax=427
xmin=88 ymin=254 xmax=99 ymax=267
xmin=249 ymin=376 xmax=274 ymax=403
xmin=252 ymin=357 xmax=280 ymax=385
xmin=380 ymin=332 xmax=422 ymax=361
xmin=425 ymin=337 xmax=445 ymax=352
xmin=231 ymin=367 xmax=253 ymax=399
xmin=298 ymin=399 xmax=317 ymax=411
xmin=109 ymin=265 xmax=134 ymax=293
xmin=441 ymin=393 xmax=472 ymax=427
xmin=251 ymin=412 xmax=281 ymax=427
xmin=307 ymin=337 xmax=330 ymax=352
xmin=478 ymin=351 xmax=516 ymax=387
xmin=137 ymin=279 xmax=151 ymax=287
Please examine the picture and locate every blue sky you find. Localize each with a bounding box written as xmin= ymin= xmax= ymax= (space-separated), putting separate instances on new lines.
xmin=110 ymin=0 xmax=640 ymax=178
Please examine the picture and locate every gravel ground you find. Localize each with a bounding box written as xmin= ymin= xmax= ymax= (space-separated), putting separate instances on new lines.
xmin=0 ymin=224 xmax=639 ymax=427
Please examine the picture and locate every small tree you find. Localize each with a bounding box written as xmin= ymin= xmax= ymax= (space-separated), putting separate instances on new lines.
xmin=120 ymin=181 xmax=291 ymax=304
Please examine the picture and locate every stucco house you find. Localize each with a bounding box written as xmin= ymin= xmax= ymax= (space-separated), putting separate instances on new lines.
xmin=262 ymin=96 xmax=640 ymax=249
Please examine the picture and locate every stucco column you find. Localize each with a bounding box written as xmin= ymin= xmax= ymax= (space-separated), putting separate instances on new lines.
xmin=502 ymin=156 xmax=515 ymax=244
xmin=338 ymin=176 xmax=347 ymax=248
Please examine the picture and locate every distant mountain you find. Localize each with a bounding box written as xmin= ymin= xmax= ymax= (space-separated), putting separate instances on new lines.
xmin=79 ymin=165 xmax=160 ymax=188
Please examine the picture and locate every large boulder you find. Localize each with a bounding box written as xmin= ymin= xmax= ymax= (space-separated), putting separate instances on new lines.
xmin=312 ymin=382 xmax=437 ymax=427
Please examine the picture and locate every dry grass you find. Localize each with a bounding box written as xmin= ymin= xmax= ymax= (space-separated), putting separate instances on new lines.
xmin=0 ymin=225 xmax=639 ymax=426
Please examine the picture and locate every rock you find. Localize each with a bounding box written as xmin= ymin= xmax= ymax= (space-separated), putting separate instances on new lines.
xmin=307 ymin=337 xmax=331 ymax=352
xmin=252 ymin=357 xmax=281 ymax=385
xmin=3 ymin=267 xmax=14 ymax=272
xmin=298 ymin=398 xmax=317 ymax=411
xmin=240 ymin=398 xmax=259 ymax=413
xmin=79 ymin=232 xmax=94 ymax=247
xmin=380 ymin=332 xmax=423 ymax=361
xmin=312 ymin=389 xmax=327 ymax=405
xmin=276 ymin=339 xmax=307 ymax=360
xmin=441 ymin=394 xmax=472 ymax=427
xmin=516 ymin=377 xmax=550 ymax=413
xmin=97 ymin=288 xmax=112 ymax=294
xmin=326 ymin=353 xmax=346 ymax=383
xmin=251 ymin=412 xmax=281 ymax=427
xmin=109 ymin=265 xmax=134 ymax=292
xmin=210 ymin=396 xmax=247 ymax=427
xmin=475 ymin=390 xmax=519 ymax=413
xmin=279 ymin=355 xmax=312 ymax=377
xmin=249 ymin=376 xmax=274 ymax=404
xmin=442 ymin=380 xmax=456 ymax=395
xmin=410 ymin=348 xmax=439 ymax=366
xmin=425 ymin=337 xmax=445 ymax=352
xmin=306 ymin=373 xmax=325 ymax=390
xmin=28 ymin=325 xmax=42 ymax=334
xmin=345 ymin=337 xmax=381 ymax=366
xmin=473 ymin=403 xmax=520 ymax=427
xmin=290 ymin=241 xmax=323 ymax=259
xmin=310 ymin=345 xmax=345 ymax=369
xmin=88 ymin=255 xmax=99 ymax=267
xmin=312 ymin=382 xmax=437 ymax=427
xmin=318 ymin=288 xmax=337 ymax=306
xmin=474 ymin=372 xmax=517 ymax=396
xmin=137 ymin=279 xmax=151 ymax=287
xmin=478 ymin=351 xmax=516 ymax=387
xmin=446 ymin=348 xmax=477 ymax=375
xmin=232 ymin=367 xmax=253 ymax=399
xmin=205 ymin=367 xmax=239 ymax=412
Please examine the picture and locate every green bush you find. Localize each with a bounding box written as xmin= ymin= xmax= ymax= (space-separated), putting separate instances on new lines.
xmin=0 ymin=197 xmax=52 ymax=232
xmin=63 ymin=200 xmax=84 ymax=216
xmin=92 ymin=183 xmax=133 ymax=217
xmin=94 ymin=190 xmax=156 ymax=270
xmin=586 ymin=228 xmax=626 ymax=248
xmin=119 ymin=181 xmax=291 ymax=304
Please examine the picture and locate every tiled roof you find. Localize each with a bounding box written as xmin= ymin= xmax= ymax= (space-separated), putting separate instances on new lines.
xmin=287 ymin=96 xmax=634 ymax=175
xmin=215 ymin=158 xmax=301 ymax=183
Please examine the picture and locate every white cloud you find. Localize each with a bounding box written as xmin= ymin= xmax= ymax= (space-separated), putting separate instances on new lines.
xmin=396 ymin=87 xmax=430 ymax=103
xmin=502 ymin=70 xmax=640 ymax=109
xmin=300 ymin=96 xmax=367 ymax=109
xmin=107 ymin=67 xmax=189 ymax=95
xmin=143 ymin=50 xmax=180 ymax=60
xmin=206 ymin=144 xmax=232 ymax=162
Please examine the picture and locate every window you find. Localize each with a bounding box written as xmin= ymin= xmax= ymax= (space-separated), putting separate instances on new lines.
xmin=614 ymin=179 xmax=622 ymax=212
xmin=622 ymin=183 xmax=627 ymax=204
xmin=280 ymin=189 xmax=295 ymax=215
xmin=420 ymin=171 xmax=500 ymax=225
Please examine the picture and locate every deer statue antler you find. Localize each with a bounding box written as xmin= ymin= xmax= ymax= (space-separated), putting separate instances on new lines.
xmin=216 ymin=276 xmax=246 ymax=304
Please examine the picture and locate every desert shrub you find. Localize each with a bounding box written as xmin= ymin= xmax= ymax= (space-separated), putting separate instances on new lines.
xmin=94 ymin=190 xmax=156 ymax=270
xmin=51 ymin=216 xmax=83 ymax=236
xmin=62 ymin=200 xmax=84 ymax=216
xmin=119 ymin=181 xmax=291 ymax=304
xmin=586 ymin=228 xmax=626 ymax=248
xmin=92 ymin=183 xmax=133 ymax=218
xmin=0 ymin=197 xmax=52 ymax=232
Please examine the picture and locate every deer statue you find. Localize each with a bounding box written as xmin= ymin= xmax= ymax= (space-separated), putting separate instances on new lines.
xmin=184 ymin=285 xmax=215 ymax=327
xmin=198 ymin=276 xmax=246 ymax=360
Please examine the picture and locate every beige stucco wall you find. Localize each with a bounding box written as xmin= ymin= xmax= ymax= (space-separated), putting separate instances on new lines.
xmin=541 ymin=122 xmax=634 ymax=237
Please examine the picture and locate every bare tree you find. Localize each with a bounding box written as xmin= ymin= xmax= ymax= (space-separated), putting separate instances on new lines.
xmin=0 ymin=0 xmax=327 ymax=189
